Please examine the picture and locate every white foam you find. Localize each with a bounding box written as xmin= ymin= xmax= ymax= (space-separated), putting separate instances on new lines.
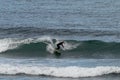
xmin=0 ymin=37 xmax=53 ymax=53
xmin=0 ymin=38 xmax=19 ymax=53
xmin=0 ymin=38 xmax=35 ymax=53
xmin=61 ymin=41 xmax=79 ymax=50
xmin=46 ymin=44 xmax=55 ymax=54
xmin=0 ymin=64 xmax=119 ymax=78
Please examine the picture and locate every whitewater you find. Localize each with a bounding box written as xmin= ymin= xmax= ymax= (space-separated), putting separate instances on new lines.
xmin=0 ymin=64 xmax=120 ymax=78
xmin=0 ymin=58 xmax=119 ymax=78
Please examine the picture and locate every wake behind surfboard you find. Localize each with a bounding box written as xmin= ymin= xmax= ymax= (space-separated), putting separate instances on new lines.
xmin=45 ymin=40 xmax=62 ymax=57
xmin=46 ymin=39 xmax=79 ymax=57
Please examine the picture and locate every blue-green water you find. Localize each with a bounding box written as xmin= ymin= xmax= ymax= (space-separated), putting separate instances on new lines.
xmin=0 ymin=0 xmax=120 ymax=80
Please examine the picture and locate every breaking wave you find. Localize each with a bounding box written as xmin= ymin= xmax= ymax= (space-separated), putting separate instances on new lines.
xmin=0 ymin=64 xmax=119 ymax=78
xmin=0 ymin=37 xmax=120 ymax=58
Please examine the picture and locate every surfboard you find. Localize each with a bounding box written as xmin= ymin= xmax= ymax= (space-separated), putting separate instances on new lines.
xmin=54 ymin=49 xmax=61 ymax=56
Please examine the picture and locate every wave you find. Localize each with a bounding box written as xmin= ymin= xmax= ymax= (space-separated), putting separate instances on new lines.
xmin=1 ymin=37 xmax=120 ymax=58
xmin=0 ymin=64 xmax=120 ymax=78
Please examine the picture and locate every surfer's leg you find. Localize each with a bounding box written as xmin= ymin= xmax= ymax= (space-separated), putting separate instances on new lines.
xmin=56 ymin=44 xmax=60 ymax=49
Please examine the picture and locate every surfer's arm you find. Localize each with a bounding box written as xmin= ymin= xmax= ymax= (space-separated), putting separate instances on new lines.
xmin=61 ymin=44 xmax=64 ymax=48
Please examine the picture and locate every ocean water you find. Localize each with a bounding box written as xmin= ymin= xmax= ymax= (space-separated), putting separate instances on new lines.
xmin=0 ymin=0 xmax=120 ymax=80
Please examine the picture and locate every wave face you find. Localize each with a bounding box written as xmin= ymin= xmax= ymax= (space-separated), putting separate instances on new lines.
xmin=1 ymin=37 xmax=120 ymax=58
xmin=0 ymin=64 xmax=119 ymax=78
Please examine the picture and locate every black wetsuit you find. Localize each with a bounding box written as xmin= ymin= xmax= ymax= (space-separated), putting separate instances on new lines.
xmin=56 ymin=42 xmax=64 ymax=50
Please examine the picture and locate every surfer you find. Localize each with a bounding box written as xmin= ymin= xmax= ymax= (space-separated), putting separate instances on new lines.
xmin=54 ymin=41 xmax=64 ymax=57
xmin=56 ymin=41 xmax=64 ymax=50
